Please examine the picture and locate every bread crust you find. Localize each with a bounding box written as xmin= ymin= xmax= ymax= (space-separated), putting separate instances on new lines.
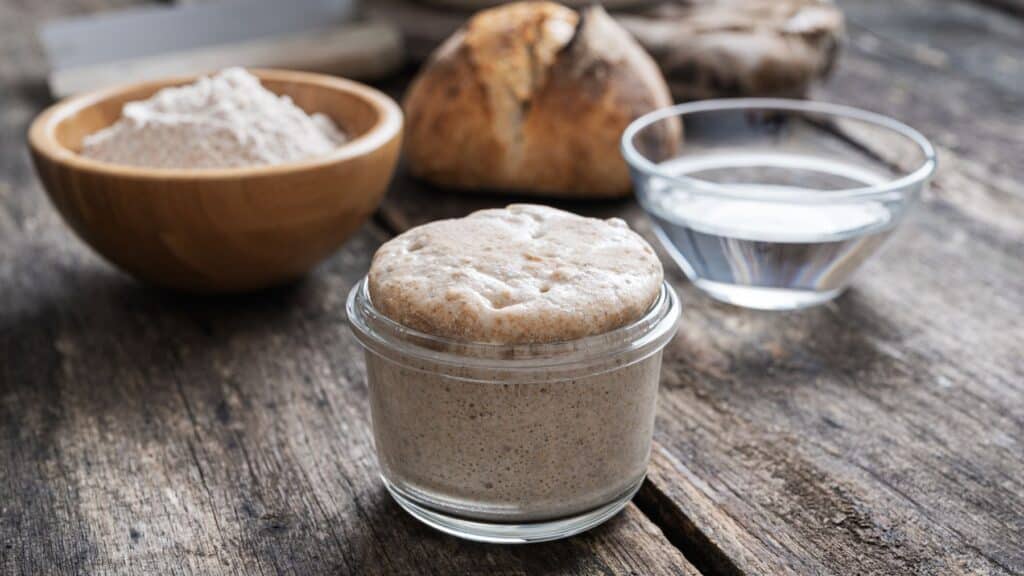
xmin=618 ymin=0 xmax=843 ymax=101
xmin=403 ymin=2 xmax=676 ymax=198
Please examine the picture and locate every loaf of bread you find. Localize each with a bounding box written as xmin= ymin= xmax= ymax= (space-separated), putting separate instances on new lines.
xmin=418 ymin=0 xmax=653 ymax=8
xmin=619 ymin=0 xmax=843 ymax=101
xmin=402 ymin=2 xmax=677 ymax=199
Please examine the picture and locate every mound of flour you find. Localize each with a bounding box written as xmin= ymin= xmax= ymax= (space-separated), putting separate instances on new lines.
xmin=81 ymin=68 xmax=346 ymax=169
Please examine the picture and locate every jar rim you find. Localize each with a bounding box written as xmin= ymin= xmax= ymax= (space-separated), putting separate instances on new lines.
xmin=346 ymin=277 xmax=681 ymax=374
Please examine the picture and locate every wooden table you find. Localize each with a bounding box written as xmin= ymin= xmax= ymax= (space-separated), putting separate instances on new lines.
xmin=2 ymin=1 xmax=1022 ymax=574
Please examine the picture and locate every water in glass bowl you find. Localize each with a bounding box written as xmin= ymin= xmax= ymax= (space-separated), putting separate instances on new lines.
xmin=640 ymin=153 xmax=902 ymax=310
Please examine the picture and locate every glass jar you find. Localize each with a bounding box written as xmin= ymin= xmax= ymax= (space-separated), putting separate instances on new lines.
xmin=347 ymin=278 xmax=680 ymax=543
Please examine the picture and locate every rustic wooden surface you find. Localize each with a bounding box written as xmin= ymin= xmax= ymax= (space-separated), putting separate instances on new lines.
xmin=0 ymin=2 xmax=699 ymax=575
xmin=377 ymin=0 xmax=1024 ymax=574
xmin=2 ymin=1 xmax=1023 ymax=576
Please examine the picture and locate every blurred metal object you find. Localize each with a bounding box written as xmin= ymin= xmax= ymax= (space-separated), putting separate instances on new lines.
xmin=412 ymin=0 xmax=655 ymax=8
xmin=40 ymin=0 xmax=403 ymax=97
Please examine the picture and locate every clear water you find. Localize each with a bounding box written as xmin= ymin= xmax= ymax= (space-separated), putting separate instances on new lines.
xmin=641 ymin=154 xmax=900 ymax=309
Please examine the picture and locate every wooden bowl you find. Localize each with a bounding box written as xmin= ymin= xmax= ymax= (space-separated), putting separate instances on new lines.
xmin=28 ymin=69 xmax=402 ymax=292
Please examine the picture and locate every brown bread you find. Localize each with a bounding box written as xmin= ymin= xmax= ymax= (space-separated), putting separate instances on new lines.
xmin=403 ymin=2 xmax=677 ymax=199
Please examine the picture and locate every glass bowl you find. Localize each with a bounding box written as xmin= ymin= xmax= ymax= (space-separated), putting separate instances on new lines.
xmin=622 ymin=99 xmax=937 ymax=310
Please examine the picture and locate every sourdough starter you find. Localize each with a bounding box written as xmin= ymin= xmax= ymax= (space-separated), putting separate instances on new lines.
xmin=360 ymin=204 xmax=669 ymax=522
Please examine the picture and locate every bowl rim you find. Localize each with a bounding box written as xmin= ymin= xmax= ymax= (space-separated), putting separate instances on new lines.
xmin=621 ymin=98 xmax=938 ymax=203
xmin=28 ymin=68 xmax=403 ymax=180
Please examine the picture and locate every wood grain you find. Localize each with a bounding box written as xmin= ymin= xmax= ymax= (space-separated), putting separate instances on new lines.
xmin=375 ymin=0 xmax=1024 ymax=573
xmin=5 ymin=0 xmax=1024 ymax=574
xmin=0 ymin=227 xmax=695 ymax=575
xmin=1 ymin=1 xmax=699 ymax=574
xmin=829 ymin=0 xmax=1024 ymax=183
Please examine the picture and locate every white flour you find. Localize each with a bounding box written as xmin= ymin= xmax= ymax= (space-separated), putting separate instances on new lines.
xmin=81 ymin=68 xmax=346 ymax=169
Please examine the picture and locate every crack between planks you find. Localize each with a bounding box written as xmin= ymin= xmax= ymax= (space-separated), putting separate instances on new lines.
xmin=172 ymin=375 xmax=241 ymax=571
xmin=372 ymin=209 xmax=402 ymax=237
xmin=966 ymin=0 xmax=1024 ymax=18
xmin=843 ymin=456 xmax=1021 ymax=575
xmin=370 ymin=208 xmax=738 ymax=572
xmin=632 ymin=476 xmax=744 ymax=576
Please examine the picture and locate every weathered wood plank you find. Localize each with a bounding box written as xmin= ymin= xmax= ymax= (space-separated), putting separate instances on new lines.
xmin=637 ymin=2 xmax=1023 ymax=573
xmin=375 ymin=1 xmax=1024 ymax=573
xmin=0 ymin=225 xmax=697 ymax=575
xmin=0 ymin=1 xmax=699 ymax=574
xmin=377 ymin=170 xmax=1024 ymax=576
xmin=379 ymin=156 xmax=1024 ymax=576
xmin=0 ymin=226 xmax=696 ymax=575
xmin=830 ymin=0 xmax=1024 ymax=182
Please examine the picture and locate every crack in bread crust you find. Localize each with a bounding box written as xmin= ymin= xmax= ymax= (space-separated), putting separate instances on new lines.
xmin=402 ymin=2 xmax=678 ymax=199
